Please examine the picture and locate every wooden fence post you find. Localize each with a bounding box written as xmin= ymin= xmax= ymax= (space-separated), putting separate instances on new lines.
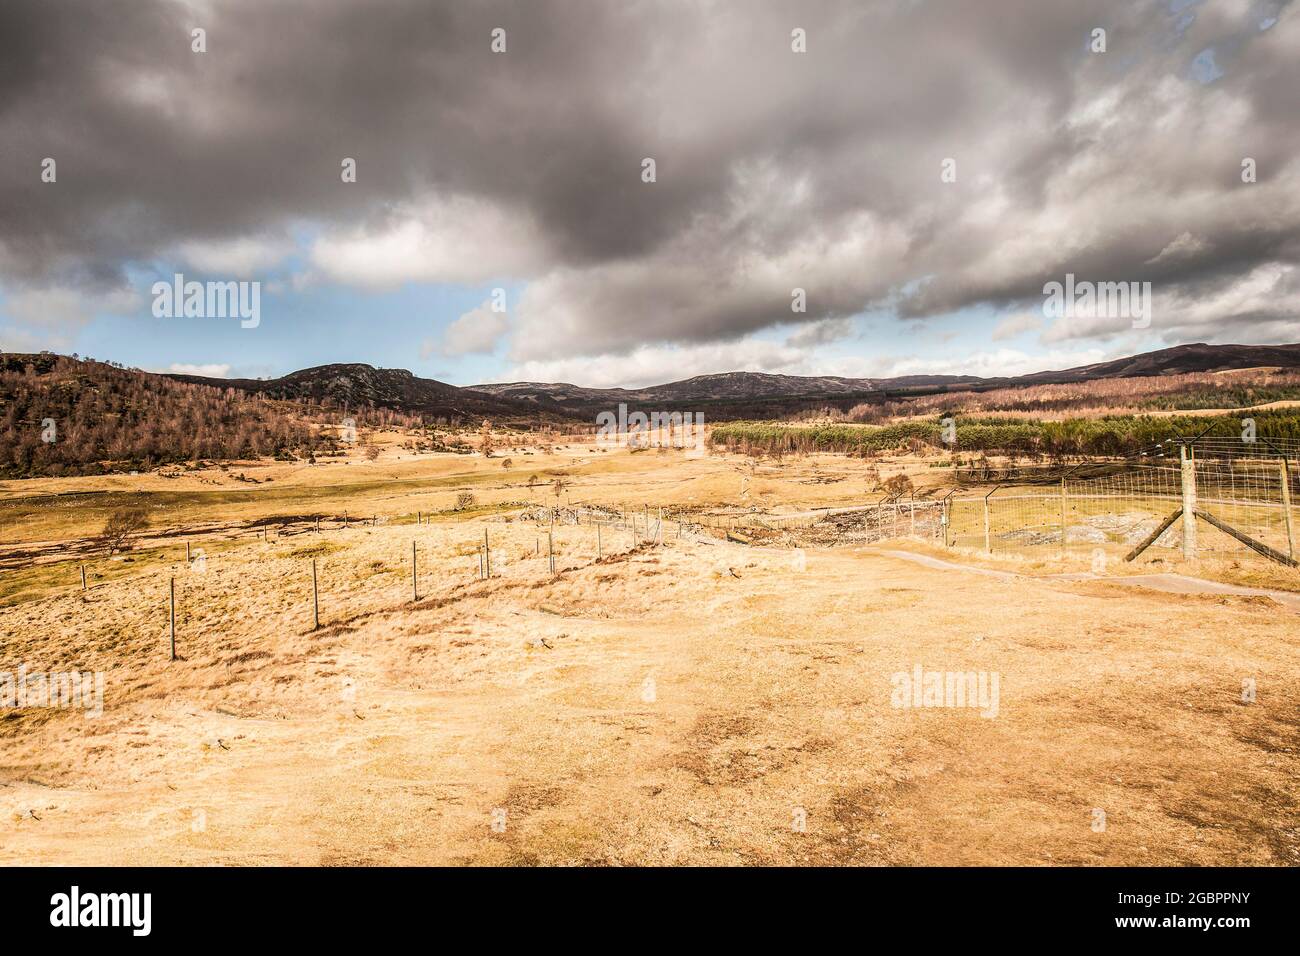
xmin=1195 ymin=509 xmax=1298 ymax=567
xmin=1125 ymin=508 xmax=1182 ymax=563
xmin=597 ymin=523 xmax=602 ymax=559
xmin=549 ymin=531 xmax=555 ymax=575
xmin=169 ymin=577 xmax=176 ymax=661
xmin=311 ymin=559 xmax=320 ymax=631
xmin=186 ymin=540 xmax=191 ymax=563
xmin=484 ymin=528 xmax=491 ymax=578
xmin=982 ymin=495 xmax=992 ymax=554
xmin=1180 ymin=445 xmax=1197 ymax=560
xmin=80 ymin=564 xmax=87 ymax=590
xmin=412 ymin=540 xmax=418 ymax=600
xmin=1281 ymin=459 xmax=1295 ymax=560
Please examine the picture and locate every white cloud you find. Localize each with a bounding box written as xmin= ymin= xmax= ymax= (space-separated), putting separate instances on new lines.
xmin=504 ymin=339 xmax=814 ymax=389
xmin=426 ymin=302 xmax=510 ymax=358
xmin=310 ymin=195 xmax=547 ymax=289
xmin=178 ymin=236 xmax=294 ymax=277
xmin=991 ymin=311 xmax=1043 ymax=341
xmin=0 ymin=326 xmax=47 ymax=352
xmin=863 ymin=347 xmax=1112 ymax=380
xmin=0 ymin=285 xmax=139 ymax=349
xmin=786 ymin=317 xmax=854 ymax=349
xmin=5 ymin=286 xmax=137 ymax=328
xmin=1146 ymin=231 xmax=1210 ymax=266
xmin=1043 ymin=263 xmax=1300 ymax=344
xmin=166 ymin=362 xmax=233 ymax=377
xmin=500 ymin=334 xmax=1123 ymax=387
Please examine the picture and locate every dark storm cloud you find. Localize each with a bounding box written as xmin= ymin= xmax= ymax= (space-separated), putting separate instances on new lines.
xmin=0 ymin=0 xmax=1297 ymax=358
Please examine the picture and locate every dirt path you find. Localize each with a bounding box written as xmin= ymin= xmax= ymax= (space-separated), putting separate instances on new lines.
xmin=874 ymin=547 xmax=1300 ymax=612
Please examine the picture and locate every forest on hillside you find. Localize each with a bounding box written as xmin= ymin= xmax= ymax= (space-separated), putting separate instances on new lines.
xmin=0 ymin=354 xmax=411 ymax=478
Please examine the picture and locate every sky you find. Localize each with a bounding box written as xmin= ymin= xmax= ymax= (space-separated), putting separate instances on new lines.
xmin=0 ymin=0 xmax=1297 ymax=388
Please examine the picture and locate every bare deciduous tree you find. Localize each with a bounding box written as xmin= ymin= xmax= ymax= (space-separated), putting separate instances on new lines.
xmin=98 ymin=506 xmax=149 ymax=556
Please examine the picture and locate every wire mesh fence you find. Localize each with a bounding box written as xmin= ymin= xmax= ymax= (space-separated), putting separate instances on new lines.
xmin=947 ymin=444 xmax=1298 ymax=567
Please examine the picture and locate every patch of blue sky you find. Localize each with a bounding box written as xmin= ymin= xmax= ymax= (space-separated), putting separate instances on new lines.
xmin=80 ymin=259 xmax=523 ymax=384
xmin=1190 ymin=47 xmax=1225 ymax=83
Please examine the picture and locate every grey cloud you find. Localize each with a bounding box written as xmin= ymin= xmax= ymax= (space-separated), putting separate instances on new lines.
xmin=0 ymin=0 xmax=1297 ymax=358
xmin=786 ymin=317 xmax=853 ymax=349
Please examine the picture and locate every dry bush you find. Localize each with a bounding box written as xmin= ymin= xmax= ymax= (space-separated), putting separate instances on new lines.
xmin=97 ymin=507 xmax=149 ymax=556
xmin=881 ymin=474 xmax=914 ymax=498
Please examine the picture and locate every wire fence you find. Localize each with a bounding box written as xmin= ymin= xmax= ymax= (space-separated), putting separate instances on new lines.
xmin=35 ymin=504 xmax=681 ymax=662
xmin=947 ymin=445 xmax=1298 ymax=567
xmin=673 ymin=437 xmax=1299 ymax=569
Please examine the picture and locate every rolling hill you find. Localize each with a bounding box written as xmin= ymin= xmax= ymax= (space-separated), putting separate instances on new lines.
xmin=5 ymin=342 xmax=1300 ymax=479
xmin=165 ymin=363 xmax=578 ymax=424
xmin=473 ymin=342 xmax=1300 ymax=416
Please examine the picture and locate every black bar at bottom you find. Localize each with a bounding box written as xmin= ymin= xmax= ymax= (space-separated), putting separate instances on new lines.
xmin=0 ymin=866 xmax=1288 ymax=943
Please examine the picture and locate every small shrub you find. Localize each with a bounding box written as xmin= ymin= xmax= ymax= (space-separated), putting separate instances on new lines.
xmin=881 ymin=474 xmax=914 ymax=498
xmin=98 ymin=507 xmax=149 ymax=556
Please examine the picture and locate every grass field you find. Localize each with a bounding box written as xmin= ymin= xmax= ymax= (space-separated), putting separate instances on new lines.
xmin=2 ymin=440 xmax=1297 ymax=865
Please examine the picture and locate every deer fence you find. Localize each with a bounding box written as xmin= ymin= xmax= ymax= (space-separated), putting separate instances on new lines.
xmin=946 ymin=439 xmax=1297 ymax=568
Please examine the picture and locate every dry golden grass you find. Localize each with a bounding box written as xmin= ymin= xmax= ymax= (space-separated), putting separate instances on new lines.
xmin=1 ymin=444 xmax=1297 ymax=865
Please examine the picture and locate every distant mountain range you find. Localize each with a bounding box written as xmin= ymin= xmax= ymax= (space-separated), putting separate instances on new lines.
xmin=471 ymin=342 xmax=1300 ymax=417
xmin=153 ymin=342 xmax=1300 ymax=423
xmin=166 ymin=363 xmax=567 ymax=425
xmin=7 ymin=341 xmax=1297 ymax=479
